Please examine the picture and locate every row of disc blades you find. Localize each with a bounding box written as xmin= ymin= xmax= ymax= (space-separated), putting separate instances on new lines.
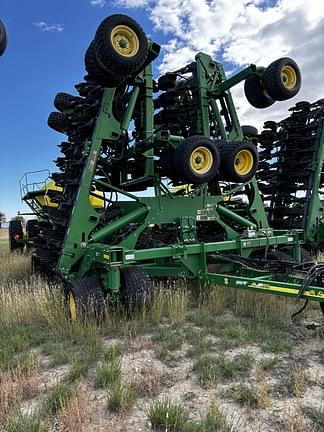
xmin=257 ymin=99 xmax=324 ymax=229
xmin=33 ymin=80 xmax=105 ymax=273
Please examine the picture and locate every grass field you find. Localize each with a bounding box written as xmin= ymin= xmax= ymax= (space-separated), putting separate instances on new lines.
xmin=0 ymin=249 xmax=323 ymax=431
xmin=0 ymin=228 xmax=8 ymax=251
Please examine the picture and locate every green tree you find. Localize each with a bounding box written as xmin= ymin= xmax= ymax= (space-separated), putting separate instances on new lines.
xmin=0 ymin=211 xmax=5 ymax=228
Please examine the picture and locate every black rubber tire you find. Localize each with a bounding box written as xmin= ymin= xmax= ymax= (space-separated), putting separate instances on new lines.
xmin=54 ymin=92 xmax=82 ymax=112
xmin=244 ymin=75 xmax=275 ymax=109
xmin=263 ymin=57 xmax=301 ymax=101
xmin=120 ymin=266 xmax=154 ymax=313
xmin=173 ymin=136 xmax=220 ymax=184
xmin=66 ymin=277 xmax=105 ymax=321
xmin=0 ymin=20 xmax=7 ymax=57
xmin=94 ymin=14 xmax=148 ymax=78
xmin=241 ymin=125 xmax=258 ymax=138
xmin=9 ymin=220 xmax=24 ymax=253
xmin=158 ymin=73 xmax=177 ymax=91
xmin=48 ymin=111 xmax=70 ymax=133
xmin=85 ymin=41 xmax=121 ymax=87
xmin=218 ymin=141 xmax=259 ymax=183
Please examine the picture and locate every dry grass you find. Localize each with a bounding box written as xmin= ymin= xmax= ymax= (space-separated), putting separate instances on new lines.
xmin=0 ymin=276 xmax=65 ymax=328
xmin=279 ymin=407 xmax=314 ymax=432
xmin=152 ymin=281 xmax=189 ymax=323
xmin=0 ymin=249 xmax=323 ymax=431
xmin=291 ymin=363 xmax=308 ymax=398
xmin=230 ymin=380 xmax=271 ymax=409
xmin=130 ymin=365 xmax=166 ymax=397
xmin=0 ymin=356 xmax=40 ymax=422
xmin=58 ymin=382 xmax=94 ymax=432
xmin=197 ymin=283 xmax=296 ymax=327
xmin=0 ymin=250 xmax=31 ymax=283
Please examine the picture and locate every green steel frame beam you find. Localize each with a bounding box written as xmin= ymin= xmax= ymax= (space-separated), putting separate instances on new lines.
xmin=54 ymin=45 xmax=324 ymax=306
xmin=305 ymin=116 xmax=324 ymax=246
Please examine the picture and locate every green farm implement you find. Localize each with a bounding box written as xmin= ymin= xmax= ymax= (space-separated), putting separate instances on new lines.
xmin=29 ymin=14 xmax=324 ymax=319
xmin=9 ymin=170 xmax=56 ymax=256
xmin=258 ymin=99 xmax=324 ymax=249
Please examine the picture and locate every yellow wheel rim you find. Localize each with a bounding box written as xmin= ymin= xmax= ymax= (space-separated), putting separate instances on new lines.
xmin=281 ymin=65 xmax=297 ymax=89
xmin=111 ymin=25 xmax=139 ymax=57
xmin=190 ymin=147 xmax=213 ymax=174
xmin=69 ymin=292 xmax=77 ymax=322
xmin=234 ymin=150 xmax=254 ymax=175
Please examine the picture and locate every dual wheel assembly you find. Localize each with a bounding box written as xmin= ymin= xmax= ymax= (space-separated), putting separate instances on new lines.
xmin=9 ymin=219 xmax=40 ymax=253
xmin=65 ymin=267 xmax=154 ymax=321
xmin=244 ymin=57 xmax=301 ymax=108
xmin=84 ymin=14 xmax=149 ymax=87
xmin=160 ymin=135 xmax=258 ymax=184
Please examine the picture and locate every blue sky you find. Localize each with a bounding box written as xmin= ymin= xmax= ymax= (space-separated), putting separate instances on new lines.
xmin=0 ymin=0 xmax=165 ymax=219
xmin=1 ymin=0 xmax=323 ymax=220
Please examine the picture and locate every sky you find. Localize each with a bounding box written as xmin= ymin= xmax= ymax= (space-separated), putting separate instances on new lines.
xmin=0 ymin=0 xmax=324 ymax=220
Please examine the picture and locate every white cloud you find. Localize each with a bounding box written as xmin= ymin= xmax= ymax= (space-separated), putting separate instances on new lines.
xmin=34 ymin=21 xmax=64 ymax=32
xmin=90 ymin=0 xmax=107 ymax=6
xmin=116 ymin=0 xmax=324 ymax=129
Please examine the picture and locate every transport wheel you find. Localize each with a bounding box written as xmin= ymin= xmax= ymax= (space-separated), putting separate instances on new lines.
xmin=85 ymin=41 xmax=119 ymax=87
xmin=174 ymin=136 xmax=220 ymax=184
xmin=65 ymin=277 xmax=105 ymax=321
xmin=158 ymin=73 xmax=177 ymax=91
xmin=241 ymin=125 xmax=258 ymax=138
xmin=0 ymin=20 xmax=7 ymax=57
xmin=244 ymin=75 xmax=274 ymax=109
xmin=9 ymin=220 xmax=24 ymax=253
xmin=48 ymin=111 xmax=70 ymax=133
xmin=120 ymin=266 xmax=154 ymax=313
xmin=94 ymin=14 xmax=148 ymax=78
xmin=54 ymin=92 xmax=82 ymax=112
xmin=263 ymin=57 xmax=301 ymax=101
xmin=218 ymin=141 xmax=258 ymax=183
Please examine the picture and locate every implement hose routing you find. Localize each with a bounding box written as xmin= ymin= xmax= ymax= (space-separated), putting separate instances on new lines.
xmin=297 ymin=262 xmax=324 ymax=298
xmin=212 ymin=253 xmax=324 ymax=320
xmin=291 ymin=300 xmax=309 ymax=320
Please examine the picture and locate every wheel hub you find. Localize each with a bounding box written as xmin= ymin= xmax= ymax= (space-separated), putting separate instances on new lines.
xmin=111 ymin=25 xmax=139 ymax=57
xmin=281 ymin=65 xmax=297 ymax=89
xmin=190 ymin=147 xmax=213 ymax=174
xmin=234 ymin=149 xmax=253 ymax=175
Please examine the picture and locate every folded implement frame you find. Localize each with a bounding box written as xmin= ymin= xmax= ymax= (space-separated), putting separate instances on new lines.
xmin=34 ymin=14 xmax=323 ymax=317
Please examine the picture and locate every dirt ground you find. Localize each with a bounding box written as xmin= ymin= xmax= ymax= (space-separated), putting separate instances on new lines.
xmin=1 ymin=250 xmax=324 ymax=431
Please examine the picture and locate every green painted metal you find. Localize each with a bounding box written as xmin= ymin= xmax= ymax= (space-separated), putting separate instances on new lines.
xmin=43 ymin=28 xmax=324 ymax=306
xmin=90 ymin=206 xmax=148 ymax=243
xmin=305 ymin=118 xmax=324 ymax=247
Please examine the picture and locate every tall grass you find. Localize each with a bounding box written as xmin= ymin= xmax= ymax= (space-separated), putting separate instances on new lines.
xmin=0 ymin=251 xmax=31 ymax=283
xmin=197 ymin=283 xmax=296 ymax=328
